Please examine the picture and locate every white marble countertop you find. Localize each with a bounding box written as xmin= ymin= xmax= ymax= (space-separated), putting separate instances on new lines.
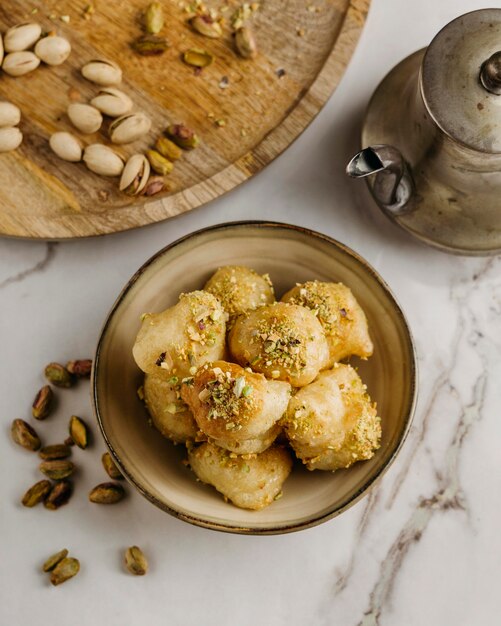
xmin=1 ymin=0 xmax=500 ymax=624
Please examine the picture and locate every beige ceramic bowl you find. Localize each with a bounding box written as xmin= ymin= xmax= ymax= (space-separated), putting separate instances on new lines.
xmin=92 ymin=222 xmax=417 ymax=534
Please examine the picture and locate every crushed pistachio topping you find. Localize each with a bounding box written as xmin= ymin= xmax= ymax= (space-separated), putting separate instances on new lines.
xmin=285 ymin=281 xmax=350 ymax=335
xmin=250 ymin=315 xmax=307 ymax=373
xmin=199 ymin=367 xmax=255 ymax=424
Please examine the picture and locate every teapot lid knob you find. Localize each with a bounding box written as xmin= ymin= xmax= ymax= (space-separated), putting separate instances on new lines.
xmin=480 ymin=51 xmax=501 ymax=95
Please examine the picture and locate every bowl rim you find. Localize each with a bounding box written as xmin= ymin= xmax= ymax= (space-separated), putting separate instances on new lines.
xmin=92 ymin=220 xmax=418 ymax=535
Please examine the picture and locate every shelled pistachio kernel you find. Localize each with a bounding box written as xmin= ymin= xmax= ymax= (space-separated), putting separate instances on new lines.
xmin=155 ymin=136 xmax=182 ymax=161
xmin=0 ymin=127 xmax=23 ymax=152
xmin=119 ymin=154 xmax=150 ymax=195
xmin=146 ymin=149 xmax=173 ymax=176
xmin=42 ymin=549 xmax=68 ymax=572
xmin=67 ymin=103 xmax=103 ymax=134
xmin=109 ymin=113 xmax=152 ymax=144
xmin=234 ymin=26 xmax=258 ymax=59
xmin=142 ymin=175 xmax=165 ymax=196
xmin=50 ymin=557 xmax=80 ymax=586
xmin=89 ymin=482 xmax=125 ymax=504
xmin=44 ymin=480 xmax=72 ymax=510
xmin=22 ymin=479 xmax=52 ymax=507
xmin=0 ymin=101 xmax=21 ymax=127
xmin=190 ymin=14 xmax=222 ymax=39
xmin=44 ymin=362 xmax=74 ymax=388
xmin=11 ymin=419 xmax=41 ymax=451
xmin=2 ymin=51 xmax=40 ymax=76
xmin=125 ymin=546 xmax=148 ymax=575
xmin=34 ymin=36 xmax=71 ymax=66
xmin=90 ymin=88 xmax=132 ymax=118
xmin=144 ymin=2 xmax=164 ymax=34
xmin=49 ymin=132 xmax=83 ymax=163
xmin=39 ymin=443 xmax=71 ymax=460
xmin=81 ymin=59 xmax=122 ymax=86
xmin=83 ymin=144 xmax=124 ymax=176
xmin=4 ymin=22 xmax=42 ymax=52
xmin=69 ymin=415 xmax=90 ymax=449
xmin=132 ymin=35 xmax=169 ymax=56
xmin=102 ymin=452 xmax=123 ymax=480
xmin=66 ymin=359 xmax=92 ymax=377
xmin=39 ymin=459 xmax=75 ymax=480
xmin=166 ymin=124 xmax=199 ymax=150
xmin=32 ymin=385 xmax=53 ymax=420
xmin=182 ymin=48 xmax=213 ymax=68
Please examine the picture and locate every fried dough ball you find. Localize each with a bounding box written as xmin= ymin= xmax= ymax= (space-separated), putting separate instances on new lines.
xmin=204 ymin=265 xmax=275 ymax=322
xmin=283 ymin=363 xmax=381 ymax=471
xmin=281 ymin=281 xmax=373 ymax=364
xmin=133 ymin=291 xmax=227 ymax=381
xmin=180 ymin=361 xmax=290 ymax=454
xmin=143 ymin=374 xmax=198 ymax=444
xmin=228 ymin=302 xmax=330 ymax=387
xmin=188 ymin=442 xmax=293 ymax=510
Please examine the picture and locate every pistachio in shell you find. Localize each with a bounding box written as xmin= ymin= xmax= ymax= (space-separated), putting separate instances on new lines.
xmin=2 ymin=51 xmax=40 ymax=76
xmin=49 ymin=132 xmax=83 ymax=163
xmin=102 ymin=452 xmax=123 ymax=480
xmin=43 ymin=549 xmax=69 ymax=572
xmin=89 ymin=482 xmax=125 ymax=504
xmin=44 ymin=480 xmax=72 ymax=510
xmin=0 ymin=127 xmax=23 ymax=152
xmin=83 ymin=144 xmax=124 ymax=177
xmin=3 ymin=22 xmax=42 ymax=53
xmin=119 ymin=154 xmax=151 ymax=195
xmin=39 ymin=459 xmax=75 ymax=480
xmin=109 ymin=113 xmax=152 ymax=144
xmin=44 ymin=362 xmax=74 ymax=388
xmin=69 ymin=415 xmax=90 ymax=449
xmin=21 ymin=479 xmax=52 ymax=507
xmin=32 ymin=385 xmax=54 ymax=420
xmin=11 ymin=419 xmax=41 ymax=451
xmin=34 ymin=36 xmax=71 ymax=66
xmin=50 ymin=557 xmax=80 ymax=586
xmin=124 ymin=546 xmax=148 ymax=575
xmin=81 ymin=59 xmax=122 ymax=85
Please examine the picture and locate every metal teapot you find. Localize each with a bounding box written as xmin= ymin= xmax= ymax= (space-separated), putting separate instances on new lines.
xmin=347 ymin=9 xmax=501 ymax=255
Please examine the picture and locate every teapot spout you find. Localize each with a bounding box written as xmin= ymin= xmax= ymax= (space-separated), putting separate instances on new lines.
xmin=346 ymin=145 xmax=414 ymax=215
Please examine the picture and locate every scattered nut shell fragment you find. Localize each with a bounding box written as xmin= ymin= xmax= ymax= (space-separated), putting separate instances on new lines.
xmin=109 ymin=112 xmax=152 ymax=144
xmin=83 ymin=144 xmax=124 ymax=176
xmin=2 ymin=51 xmax=40 ymax=76
xmin=49 ymin=132 xmax=83 ymax=162
xmin=81 ymin=59 xmax=122 ymax=85
xmin=120 ymin=154 xmax=151 ymax=195
xmin=90 ymin=87 xmax=133 ymax=117
xmin=35 ymin=36 xmax=71 ymax=66
xmin=0 ymin=127 xmax=23 ymax=153
xmin=4 ymin=22 xmax=42 ymax=53
xmin=125 ymin=546 xmax=148 ymax=575
xmin=67 ymin=103 xmax=103 ymax=134
xmin=0 ymin=102 xmax=21 ymax=127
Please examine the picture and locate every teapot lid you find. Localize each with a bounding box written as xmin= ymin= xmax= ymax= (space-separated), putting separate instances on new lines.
xmin=422 ymin=8 xmax=501 ymax=153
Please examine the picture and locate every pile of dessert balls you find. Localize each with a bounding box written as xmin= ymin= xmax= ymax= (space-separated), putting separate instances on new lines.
xmin=133 ymin=266 xmax=381 ymax=510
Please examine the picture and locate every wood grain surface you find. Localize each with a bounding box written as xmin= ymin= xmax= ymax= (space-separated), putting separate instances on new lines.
xmin=0 ymin=0 xmax=370 ymax=239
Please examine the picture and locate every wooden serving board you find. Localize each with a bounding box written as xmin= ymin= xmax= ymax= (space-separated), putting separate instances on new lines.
xmin=0 ymin=0 xmax=370 ymax=239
